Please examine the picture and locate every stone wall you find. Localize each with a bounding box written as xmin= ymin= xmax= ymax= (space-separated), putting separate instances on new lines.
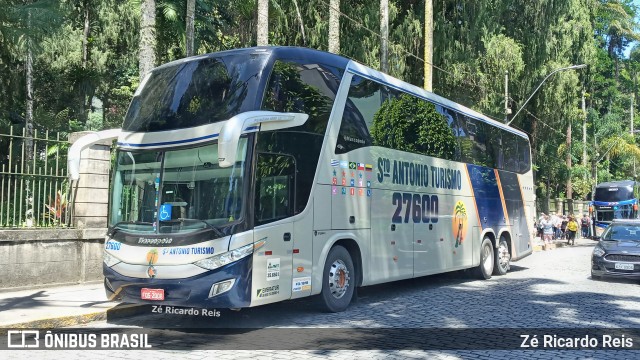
xmin=0 ymin=228 xmax=106 ymax=290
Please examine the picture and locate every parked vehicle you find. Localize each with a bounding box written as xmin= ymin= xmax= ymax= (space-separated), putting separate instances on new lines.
xmin=591 ymin=219 xmax=640 ymax=280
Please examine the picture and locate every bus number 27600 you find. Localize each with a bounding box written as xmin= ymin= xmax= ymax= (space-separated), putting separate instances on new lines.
xmin=391 ymin=192 xmax=439 ymax=224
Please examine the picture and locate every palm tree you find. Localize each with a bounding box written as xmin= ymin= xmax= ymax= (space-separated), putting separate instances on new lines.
xmin=139 ymin=0 xmax=156 ymax=79
xmin=257 ymin=0 xmax=268 ymax=45
xmin=328 ymin=0 xmax=339 ymax=53
xmin=185 ymin=0 xmax=195 ymax=56
xmin=380 ymin=0 xmax=388 ymax=73
xmin=454 ymin=202 xmax=467 ymax=248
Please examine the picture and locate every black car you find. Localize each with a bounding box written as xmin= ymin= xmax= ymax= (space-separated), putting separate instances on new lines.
xmin=591 ymin=219 xmax=640 ymax=280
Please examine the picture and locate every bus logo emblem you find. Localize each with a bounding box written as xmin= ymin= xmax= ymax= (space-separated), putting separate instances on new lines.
xmin=453 ymin=201 xmax=468 ymax=248
xmin=147 ymin=266 xmax=157 ymax=278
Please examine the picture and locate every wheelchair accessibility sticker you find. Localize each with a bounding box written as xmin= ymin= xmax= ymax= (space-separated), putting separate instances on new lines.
xmin=159 ymin=204 xmax=172 ymax=221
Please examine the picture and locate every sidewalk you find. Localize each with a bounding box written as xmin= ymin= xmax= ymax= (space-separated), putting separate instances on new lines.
xmin=0 ymin=282 xmax=140 ymax=329
xmin=532 ymin=234 xmax=597 ymax=251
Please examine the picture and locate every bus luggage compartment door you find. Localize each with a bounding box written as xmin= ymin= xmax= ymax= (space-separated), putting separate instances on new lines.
xmin=251 ymin=222 xmax=294 ymax=306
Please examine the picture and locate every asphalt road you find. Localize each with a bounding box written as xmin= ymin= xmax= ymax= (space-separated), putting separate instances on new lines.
xmin=6 ymin=238 xmax=640 ymax=359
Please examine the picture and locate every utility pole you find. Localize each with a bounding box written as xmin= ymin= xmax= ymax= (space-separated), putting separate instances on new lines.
xmin=566 ymin=117 xmax=573 ymax=213
xmin=424 ymin=0 xmax=433 ymax=91
xmin=631 ymin=93 xmax=635 ymax=135
xmin=582 ymin=90 xmax=587 ymax=166
xmin=504 ymin=71 xmax=511 ymax=123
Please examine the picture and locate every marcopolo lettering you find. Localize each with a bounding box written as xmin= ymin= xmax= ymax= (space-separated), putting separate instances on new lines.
xmin=138 ymin=237 xmax=173 ymax=245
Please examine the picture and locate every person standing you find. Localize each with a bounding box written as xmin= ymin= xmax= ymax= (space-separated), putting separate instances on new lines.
xmin=540 ymin=215 xmax=554 ymax=250
xmin=566 ymin=216 xmax=578 ymax=245
xmin=560 ymin=215 xmax=568 ymax=240
xmin=580 ymin=214 xmax=590 ymax=239
xmin=551 ymin=213 xmax=559 ymax=240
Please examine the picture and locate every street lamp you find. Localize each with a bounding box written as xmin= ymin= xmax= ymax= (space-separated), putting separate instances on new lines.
xmin=506 ymin=64 xmax=587 ymax=126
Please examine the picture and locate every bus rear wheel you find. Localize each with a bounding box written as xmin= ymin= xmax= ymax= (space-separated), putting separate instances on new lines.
xmin=319 ymin=245 xmax=355 ymax=312
xmin=493 ymin=237 xmax=510 ymax=275
xmin=475 ymin=237 xmax=494 ymax=280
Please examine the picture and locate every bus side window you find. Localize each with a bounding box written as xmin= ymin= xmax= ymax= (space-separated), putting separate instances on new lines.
xmin=255 ymin=153 xmax=296 ymax=225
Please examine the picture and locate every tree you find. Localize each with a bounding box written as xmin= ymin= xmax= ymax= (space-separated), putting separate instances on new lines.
xmin=380 ymin=0 xmax=388 ymax=74
xmin=328 ymin=0 xmax=339 ymax=53
xmin=257 ymin=0 xmax=268 ymax=45
xmin=139 ymin=0 xmax=156 ymax=79
xmin=186 ymin=0 xmax=195 ymax=56
xmin=370 ymin=94 xmax=456 ymax=159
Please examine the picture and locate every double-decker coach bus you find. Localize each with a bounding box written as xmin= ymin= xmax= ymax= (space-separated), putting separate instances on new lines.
xmin=69 ymin=47 xmax=534 ymax=312
xmin=590 ymin=180 xmax=640 ymax=237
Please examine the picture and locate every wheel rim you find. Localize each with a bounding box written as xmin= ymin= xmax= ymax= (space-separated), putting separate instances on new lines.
xmin=482 ymin=245 xmax=493 ymax=274
xmin=329 ymin=259 xmax=350 ymax=299
xmin=498 ymin=242 xmax=510 ymax=269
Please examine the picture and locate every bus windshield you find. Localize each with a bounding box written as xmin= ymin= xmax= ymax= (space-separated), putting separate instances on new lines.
xmin=110 ymin=138 xmax=248 ymax=234
xmin=123 ymin=52 xmax=268 ymax=133
xmin=595 ymin=186 xmax=634 ymax=203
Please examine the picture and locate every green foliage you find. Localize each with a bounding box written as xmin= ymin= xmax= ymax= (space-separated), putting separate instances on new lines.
xmin=370 ymin=94 xmax=456 ymax=159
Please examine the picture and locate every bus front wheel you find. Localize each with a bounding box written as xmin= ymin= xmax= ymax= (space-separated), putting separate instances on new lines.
xmin=475 ymin=237 xmax=494 ymax=280
xmin=319 ymin=245 xmax=355 ymax=312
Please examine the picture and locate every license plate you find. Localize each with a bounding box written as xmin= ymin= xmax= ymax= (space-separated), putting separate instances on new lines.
xmin=614 ymin=263 xmax=634 ymax=271
xmin=141 ymin=288 xmax=165 ymax=300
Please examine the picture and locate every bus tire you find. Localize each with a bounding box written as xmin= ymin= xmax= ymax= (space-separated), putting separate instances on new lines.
xmin=319 ymin=245 xmax=355 ymax=312
xmin=493 ymin=237 xmax=510 ymax=275
xmin=475 ymin=237 xmax=494 ymax=280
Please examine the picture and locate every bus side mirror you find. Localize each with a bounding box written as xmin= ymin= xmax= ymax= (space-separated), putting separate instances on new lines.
xmin=218 ymin=111 xmax=309 ymax=168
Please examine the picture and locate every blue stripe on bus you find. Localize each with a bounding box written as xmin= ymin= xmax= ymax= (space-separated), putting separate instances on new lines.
xmin=467 ymin=164 xmax=505 ymax=231
xmin=117 ymin=133 xmax=220 ymax=148
xmin=592 ymin=199 xmax=637 ymax=206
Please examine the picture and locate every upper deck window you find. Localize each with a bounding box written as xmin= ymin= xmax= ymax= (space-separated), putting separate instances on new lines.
xmin=123 ymin=53 xmax=268 ymax=132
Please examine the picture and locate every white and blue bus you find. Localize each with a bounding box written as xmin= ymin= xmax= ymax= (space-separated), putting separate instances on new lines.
xmin=590 ymin=180 xmax=640 ymax=237
xmin=70 ymin=47 xmax=534 ymax=312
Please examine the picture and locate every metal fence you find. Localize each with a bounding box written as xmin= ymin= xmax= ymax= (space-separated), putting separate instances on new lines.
xmin=0 ymin=126 xmax=71 ymax=228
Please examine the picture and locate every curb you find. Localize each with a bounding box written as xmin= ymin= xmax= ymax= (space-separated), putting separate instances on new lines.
xmin=0 ymin=312 xmax=107 ymax=332
xmin=533 ymin=241 xmax=568 ymax=252
xmin=0 ymin=304 xmax=149 ymax=330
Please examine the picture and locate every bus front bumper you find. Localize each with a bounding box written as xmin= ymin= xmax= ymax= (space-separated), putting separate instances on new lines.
xmin=103 ymin=255 xmax=252 ymax=309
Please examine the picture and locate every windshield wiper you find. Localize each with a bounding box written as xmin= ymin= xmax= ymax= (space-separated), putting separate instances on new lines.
xmin=164 ymin=218 xmax=225 ymax=238
xmin=109 ymin=221 xmax=154 ymax=235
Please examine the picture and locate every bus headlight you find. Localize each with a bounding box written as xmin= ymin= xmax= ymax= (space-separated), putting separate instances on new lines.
xmin=193 ymin=241 xmax=265 ymax=270
xmin=103 ymin=251 xmax=121 ymax=267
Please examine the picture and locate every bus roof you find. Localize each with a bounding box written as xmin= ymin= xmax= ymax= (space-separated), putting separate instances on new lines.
xmin=152 ymin=46 xmax=528 ymax=140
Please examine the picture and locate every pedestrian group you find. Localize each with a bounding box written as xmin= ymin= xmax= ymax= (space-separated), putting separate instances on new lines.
xmin=536 ymin=212 xmax=591 ymax=250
